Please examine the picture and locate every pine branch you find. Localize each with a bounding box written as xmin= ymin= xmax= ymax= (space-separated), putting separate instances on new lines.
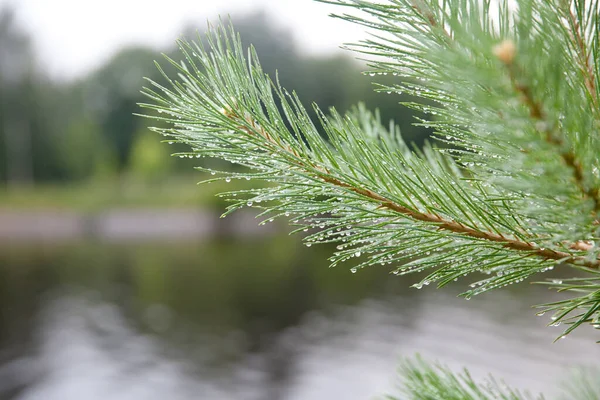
xmin=389 ymin=357 xmax=600 ymax=400
xmin=560 ymin=0 xmax=600 ymax=113
xmin=536 ymin=267 xmax=600 ymax=339
xmin=560 ymin=0 xmax=600 ymax=216
xmin=569 ymin=8 xmax=597 ymax=104
xmin=138 ymin=3 xmax=600 ymax=397
xmin=557 ymin=366 xmax=600 ymax=400
xmin=224 ymin=101 xmax=599 ymax=269
xmin=388 ymin=356 xmax=543 ymax=400
xmin=325 ymin=0 xmax=600 ymax=244
xmin=141 ymin=2 xmax=600 ymax=337
xmin=495 ymin=42 xmax=600 ymax=215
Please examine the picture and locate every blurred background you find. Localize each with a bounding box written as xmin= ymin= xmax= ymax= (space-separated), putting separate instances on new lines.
xmin=0 ymin=1 xmax=598 ymax=399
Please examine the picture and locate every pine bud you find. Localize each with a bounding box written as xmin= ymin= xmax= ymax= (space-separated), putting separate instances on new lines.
xmin=493 ymin=40 xmax=516 ymax=65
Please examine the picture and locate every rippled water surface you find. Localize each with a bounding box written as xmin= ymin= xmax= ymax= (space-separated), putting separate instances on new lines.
xmin=0 ymin=237 xmax=598 ymax=400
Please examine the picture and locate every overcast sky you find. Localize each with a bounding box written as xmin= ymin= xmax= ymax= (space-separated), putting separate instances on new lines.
xmin=0 ymin=0 xmax=367 ymax=80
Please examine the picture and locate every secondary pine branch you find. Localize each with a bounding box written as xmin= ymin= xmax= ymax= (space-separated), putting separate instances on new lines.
xmin=494 ymin=40 xmax=600 ymax=215
xmin=566 ymin=7 xmax=599 ymax=111
xmin=224 ymin=104 xmax=600 ymax=270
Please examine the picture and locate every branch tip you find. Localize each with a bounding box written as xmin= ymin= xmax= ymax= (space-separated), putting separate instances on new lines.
xmin=493 ymin=40 xmax=517 ymax=65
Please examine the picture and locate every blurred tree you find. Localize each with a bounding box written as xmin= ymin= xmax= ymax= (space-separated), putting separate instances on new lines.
xmin=128 ymin=128 xmax=174 ymax=181
xmin=57 ymin=117 xmax=116 ymax=180
xmin=78 ymin=47 xmax=161 ymax=172
xmin=0 ymin=7 xmax=67 ymax=186
xmin=0 ymin=8 xmax=428 ymax=185
xmin=0 ymin=7 xmax=35 ymax=186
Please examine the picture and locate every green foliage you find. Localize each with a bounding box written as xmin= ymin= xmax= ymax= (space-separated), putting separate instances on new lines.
xmin=85 ymin=47 xmax=163 ymax=171
xmin=141 ymin=12 xmax=600 ymax=331
xmin=58 ymin=118 xmax=115 ymax=180
xmin=387 ymin=356 xmax=543 ymax=400
xmin=128 ymin=129 xmax=174 ymax=180
xmin=536 ymin=267 xmax=600 ymax=339
xmin=557 ymin=366 xmax=600 ymax=400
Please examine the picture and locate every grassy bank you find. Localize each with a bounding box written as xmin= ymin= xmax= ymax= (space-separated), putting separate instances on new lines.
xmin=0 ymin=175 xmax=257 ymax=211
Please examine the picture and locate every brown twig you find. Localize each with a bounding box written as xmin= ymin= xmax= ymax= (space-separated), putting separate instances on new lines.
xmin=224 ymin=106 xmax=600 ymax=269
xmin=570 ymin=240 xmax=594 ymax=251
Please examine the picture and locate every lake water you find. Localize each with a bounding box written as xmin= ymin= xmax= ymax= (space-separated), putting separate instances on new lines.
xmin=0 ymin=236 xmax=598 ymax=400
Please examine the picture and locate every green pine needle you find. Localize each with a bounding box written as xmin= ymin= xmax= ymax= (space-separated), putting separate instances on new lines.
xmin=388 ymin=356 xmax=544 ymax=400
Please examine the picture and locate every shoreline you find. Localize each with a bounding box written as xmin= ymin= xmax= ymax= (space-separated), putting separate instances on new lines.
xmin=0 ymin=209 xmax=279 ymax=242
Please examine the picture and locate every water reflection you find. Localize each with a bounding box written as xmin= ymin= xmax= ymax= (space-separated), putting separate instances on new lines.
xmin=0 ymin=239 xmax=598 ymax=400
